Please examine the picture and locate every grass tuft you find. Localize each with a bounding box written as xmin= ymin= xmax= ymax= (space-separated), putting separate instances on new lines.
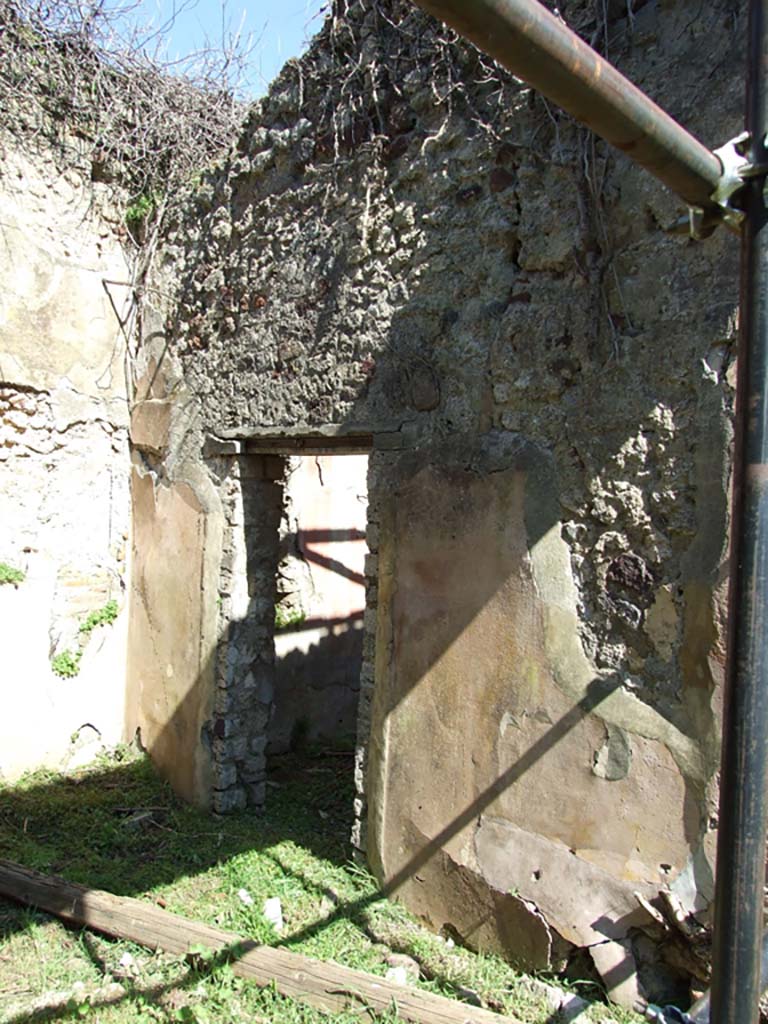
xmin=50 ymin=649 xmax=82 ymax=678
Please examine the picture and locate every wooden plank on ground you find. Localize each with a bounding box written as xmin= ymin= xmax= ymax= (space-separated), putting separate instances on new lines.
xmin=0 ymin=858 xmax=520 ymax=1024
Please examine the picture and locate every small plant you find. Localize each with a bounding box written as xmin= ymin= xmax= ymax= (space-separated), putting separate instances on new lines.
xmin=0 ymin=562 xmax=25 ymax=585
xmin=52 ymin=600 xmax=119 ymax=677
xmin=51 ymin=649 xmax=82 ymax=678
xmin=79 ymin=598 xmax=119 ymax=636
xmin=125 ymin=192 xmax=158 ymax=233
xmin=274 ymin=603 xmax=306 ymax=630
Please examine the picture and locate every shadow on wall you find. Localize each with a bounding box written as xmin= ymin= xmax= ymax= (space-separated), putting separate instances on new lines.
xmin=298 ymin=528 xmax=367 ymax=587
xmin=271 ymin=616 xmax=364 ymax=755
xmin=124 ymin=9 xmax=738 ymax=993
xmin=122 ymin=428 xmax=713 ymax=1008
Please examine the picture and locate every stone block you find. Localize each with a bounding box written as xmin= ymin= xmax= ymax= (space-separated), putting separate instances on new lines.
xmin=364 ymin=553 xmax=379 ymax=577
xmin=363 ymin=608 xmax=377 ymax=635
xmin=366 ymin=522 xmax=380 ymax=551
xmin=213 ymin=786 xmax=247 ymax=813
xmin=130 ymin=399 xmax=173 ymax=454
xmin=590 ymin=940 xmax=643 ymax=1010
xmin=245 ymin=780 xmax=266 ymax=806
xmin=350 ymin=818 xmax=367 ymax=853
xmin=215 ymin=761 xmax=238 ymax=789
xmin=240 ymin=755 xmax=265 ymax=783
xmin=203 ymin=436 xmax=243 ymax=456
xmin=248 ymin=734 xmax=268 ymax=755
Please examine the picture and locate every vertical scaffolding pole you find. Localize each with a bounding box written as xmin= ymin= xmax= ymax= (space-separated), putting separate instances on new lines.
xmin=710 ymin=3 xmax=768 ymax=1022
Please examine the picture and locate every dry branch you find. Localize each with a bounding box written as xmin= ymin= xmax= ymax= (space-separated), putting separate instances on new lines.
xmin=0 ymin=0 xmax=251 ymax=203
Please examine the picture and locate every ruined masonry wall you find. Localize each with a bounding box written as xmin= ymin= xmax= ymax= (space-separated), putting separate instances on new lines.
xmin=352 ymin=452 xmax=383 ymax=862
xmin=133 ymin=0 xmax=743 ymax=1004
xmin=0 ymin=129 xmax=132 ymax=778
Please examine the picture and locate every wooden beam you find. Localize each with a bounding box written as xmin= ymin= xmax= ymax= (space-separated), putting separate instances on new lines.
xmin=0 ymin=859 xmax=521 ymax=1024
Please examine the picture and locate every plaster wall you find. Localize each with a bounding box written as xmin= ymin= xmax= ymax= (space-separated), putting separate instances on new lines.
xmin=0 ymin=130 xmax=132 ymax=778
xmin=125 ymin=465 xmax=222 ymax=807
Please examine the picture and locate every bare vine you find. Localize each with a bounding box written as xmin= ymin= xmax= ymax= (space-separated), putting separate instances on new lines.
xmin=0 ymin=0 xmax=255 ymax=206
xmin=0 ymin=0 xmax=264 ymax=405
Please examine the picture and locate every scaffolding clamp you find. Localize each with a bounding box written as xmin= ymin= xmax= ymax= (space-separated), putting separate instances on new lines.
xmin=643 ymin=1004 xmax=694 ymax=1024
xmin=678 ymin=131 xmax=768 ymax=239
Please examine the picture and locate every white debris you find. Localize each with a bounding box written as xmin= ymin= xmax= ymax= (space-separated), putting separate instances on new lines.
xmin=237 ymin=888 xmax=254 ymax=906
xmin=385 ymin=953 xmax=419 ymax=981
xmin=263 ymin=896 xmax=284 ymax=932
xmin=385 ymin=966 xmax=410 ymax=986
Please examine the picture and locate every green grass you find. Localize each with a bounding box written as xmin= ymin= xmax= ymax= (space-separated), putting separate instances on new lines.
xmin=125 ymin=193 xmax=158 ymax=231
xmin=0 ymin=747 xmax=642 ymax=1024
xmin=51 ymin=649 xmax=82 ymax=678
xmin=274 ymin=603 xmax=307 ymax=630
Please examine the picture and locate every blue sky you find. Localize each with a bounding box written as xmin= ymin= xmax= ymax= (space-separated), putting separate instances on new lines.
xmin=132 ymin=0 xmax=328 ymax=97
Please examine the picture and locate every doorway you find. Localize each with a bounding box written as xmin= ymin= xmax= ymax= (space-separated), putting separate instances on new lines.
xmin=269 ymin=452 xmax=369 ymax=755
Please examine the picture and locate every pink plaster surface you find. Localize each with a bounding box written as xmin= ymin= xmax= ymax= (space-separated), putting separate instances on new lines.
xmin=291 ymin=454 xmax=367 ymax=622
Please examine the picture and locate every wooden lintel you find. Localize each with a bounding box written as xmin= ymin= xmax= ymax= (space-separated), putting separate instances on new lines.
xmin=243 ymin=434 xmax=373 ymax=455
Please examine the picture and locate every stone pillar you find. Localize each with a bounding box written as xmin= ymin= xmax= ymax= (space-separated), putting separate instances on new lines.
xmin=211 ymin=453 xmax=284 ymax=811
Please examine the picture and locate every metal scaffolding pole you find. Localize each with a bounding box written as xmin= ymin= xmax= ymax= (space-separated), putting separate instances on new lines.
xmin=709 ymin=3 xmax=768 ymax=1022
xmin=407 ymin=1 xmax=768 ymax=1021
xmin=410 ymin=0 xmax=722 ymax=209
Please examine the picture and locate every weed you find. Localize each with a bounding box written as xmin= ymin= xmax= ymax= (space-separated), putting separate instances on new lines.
xmin=51 ymin=600 xmax=120 ymax=677
xmin=125 ymin=193 xmax=158 ymax=231
xmin=0 ymin=561 xmax=25 ymax=585
xmin=51 ymin=648 xmax=82 ymax=678
xmin=79 ymin=598 xmax=119 ymax=636
xmin=275 ymin=604 xmax=306 ymax=630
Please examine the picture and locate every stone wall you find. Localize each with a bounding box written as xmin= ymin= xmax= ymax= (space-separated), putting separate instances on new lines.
xmin=130 ymin=0 xmax=742 ymax=1003
xmin=0 ymin=125 xmax=132 ymax=778
xmin=210 ymin=451 xmax=283 ymax=811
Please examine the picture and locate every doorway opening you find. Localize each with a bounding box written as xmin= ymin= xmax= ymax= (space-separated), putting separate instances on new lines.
xmin=224 ymin=434 xmax=375 ymax=855
xmin=268 ymin=451 xmax=369 ymax=757
xmin=209 ymin=433 xmax=375 ymax=851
